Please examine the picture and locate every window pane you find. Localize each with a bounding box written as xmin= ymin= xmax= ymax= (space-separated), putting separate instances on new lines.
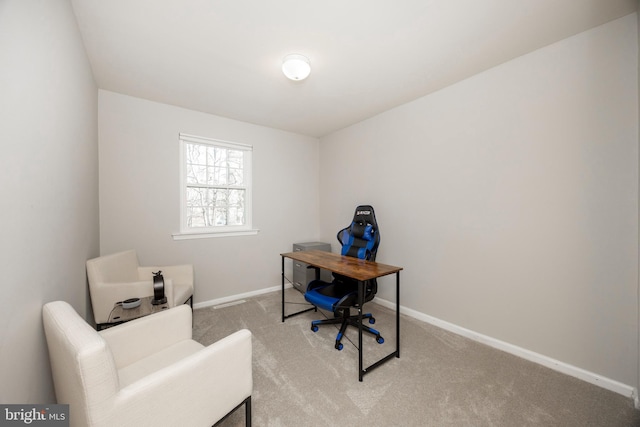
xmin=213 ymin=207 xmax=227 ymax=226
xmin=181 ymin=135 xmax=251 ymax=232
xmin=186 ymin=187 xmax=211 ymax=206
xmin=206 ymin=146 xmax=217 ymax=165
xmin=229 ymin=168 xmax=243 ymax=185
xmin=211 ymin=147 xmax=226 ymax=167
xmin=213 ymin=189 xmax=226 ymax=204
xmin=227 ymin=150 xmax=243 ymax=169
xmin=227 ymin=206 xmax=244 ymax=225
xmin=228 ymin=189 xmax=245 ymax=225
xmin=187 ymin=165 xmax=207 ymax=185
xmin=187 ymin=206 xmax=212 ymax=228
xmin=228 ymin=189 xmax=244 ymax=205
xmin=185 ymin=188 xmax=246 ymax=227
xmin=210 ymin=166 xmax=227 ymax=185
xmin=186 ymin=143 xmax=206 ymax=165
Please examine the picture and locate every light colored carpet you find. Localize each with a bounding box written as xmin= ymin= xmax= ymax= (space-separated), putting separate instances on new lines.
xmin=193 ymin=288 xmax=640 ymax=427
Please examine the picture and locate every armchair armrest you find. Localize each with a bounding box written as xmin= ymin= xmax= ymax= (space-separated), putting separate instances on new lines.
xmin=111 ymin=329 xmax=252 ymax=427
xmin=100 ymin=305 xmax=192 ymax=369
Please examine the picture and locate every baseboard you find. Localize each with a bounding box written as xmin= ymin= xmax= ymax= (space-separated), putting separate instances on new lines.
xmin=373 ymin=296 xmax=638 ymax=403
xmin=193 ymin=283 xmax=293 ymax=310
xmin=195 ymin=287 xmax=637 ymax=404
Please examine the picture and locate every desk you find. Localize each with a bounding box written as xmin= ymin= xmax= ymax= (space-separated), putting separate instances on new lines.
xmin=280 ymin=250 xmax=403 ymax=381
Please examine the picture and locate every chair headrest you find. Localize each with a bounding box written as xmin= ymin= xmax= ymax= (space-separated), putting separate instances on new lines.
xmin=352 ymin=205 xmax=377 ymax=229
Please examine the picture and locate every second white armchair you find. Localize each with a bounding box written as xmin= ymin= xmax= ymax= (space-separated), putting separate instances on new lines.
xmin=86 ymin=249 xmax=194 ymax=328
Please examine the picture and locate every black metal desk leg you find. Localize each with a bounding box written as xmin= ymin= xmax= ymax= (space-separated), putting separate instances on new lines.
xmin=281 ymin=256 xmax=285 ymax=322
xmin=358 ymin=280 xmax=364 ymax=382
xmin=396 ymin=271 xmax=400 ymax=358
xmin=281 ymin=256 xmax=317 ymax=321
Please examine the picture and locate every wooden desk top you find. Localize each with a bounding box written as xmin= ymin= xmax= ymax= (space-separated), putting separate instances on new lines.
xmin=281 ymin=250 xmax=402 ymax=282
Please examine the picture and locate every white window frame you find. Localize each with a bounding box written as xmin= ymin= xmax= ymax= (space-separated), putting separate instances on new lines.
xmin=173 ymin=133 xmax=258 ymax=240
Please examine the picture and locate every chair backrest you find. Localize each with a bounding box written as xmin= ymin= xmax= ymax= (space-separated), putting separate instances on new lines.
xmin=86 ymin=250 xmax=140 ymax=283
xmin=337 ymin=205 xmax=380 ymax=261
xmin=42 ymin=301 xmax=119 ymax=427
xmin=335 ymin=205 xmax=380 ymax=299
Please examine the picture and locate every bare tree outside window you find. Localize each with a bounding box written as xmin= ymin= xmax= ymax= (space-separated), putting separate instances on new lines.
xmin=179 ymin=134 xmax=253 ymax=234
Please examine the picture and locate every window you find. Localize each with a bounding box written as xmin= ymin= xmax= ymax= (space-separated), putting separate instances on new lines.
xmin=175 ymin=133 xmax=256 ymax=239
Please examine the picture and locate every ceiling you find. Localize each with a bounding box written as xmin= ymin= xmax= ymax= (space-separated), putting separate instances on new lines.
xmin=70 ymin=0 xmax=637 ymax=138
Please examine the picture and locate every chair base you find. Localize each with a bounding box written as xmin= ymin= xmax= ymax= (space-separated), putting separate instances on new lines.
xmin=311 ymin=309 xmax=384 ymax=351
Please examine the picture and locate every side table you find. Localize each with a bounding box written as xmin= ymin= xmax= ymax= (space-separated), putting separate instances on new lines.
xmin=99 ymin=296 xmax=169 ymax=330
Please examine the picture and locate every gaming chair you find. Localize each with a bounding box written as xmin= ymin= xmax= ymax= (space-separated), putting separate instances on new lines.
xmin=304 ymin=205 xmax=383 ymax=350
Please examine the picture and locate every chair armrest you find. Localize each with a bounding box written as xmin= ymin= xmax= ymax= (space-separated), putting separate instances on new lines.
xmin=110 ymin=329 xmax=252 ymax=427
xmin=100 ymin=305 xmax=192 ymax=369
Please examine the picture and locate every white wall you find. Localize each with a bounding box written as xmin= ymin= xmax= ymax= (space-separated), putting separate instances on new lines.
xmin=98 ymin=91 xmax=320 ymax=304
xmin=320 ymin=14 xmax=639 ymax=392
xmin=0 ymin=0 xmax=99 ymax=403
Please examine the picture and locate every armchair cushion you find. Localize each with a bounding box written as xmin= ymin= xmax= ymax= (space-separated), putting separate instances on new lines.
xmin=98 ymin=300 xmax=194 ymax=368
xmin=43 ymin=301 xmax=252 ymax=427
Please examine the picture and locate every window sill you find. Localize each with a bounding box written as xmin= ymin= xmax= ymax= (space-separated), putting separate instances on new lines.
xmin=172 ymin=229 xmax=260 ymax=240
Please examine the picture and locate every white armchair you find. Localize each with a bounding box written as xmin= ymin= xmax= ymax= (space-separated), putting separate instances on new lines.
xmin=86 ymin=250 xmax=194 ymax=327
xmin=43 ymin=301 xmax=252 ymax=427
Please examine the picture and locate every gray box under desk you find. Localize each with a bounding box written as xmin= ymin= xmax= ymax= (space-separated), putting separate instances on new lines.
xmin=292 ymin=242 xmax=332 ymax=293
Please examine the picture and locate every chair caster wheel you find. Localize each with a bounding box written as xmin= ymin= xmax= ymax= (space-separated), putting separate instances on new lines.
xmin=376 ymin=336 xmax=384 ymax=344
xmin=311 ymin=325 xmax=319 ymax=332
xmin=369 ymin=317 xmax=376 ymax=325
xmin=335 ymin=342 xmax=343 ymax=351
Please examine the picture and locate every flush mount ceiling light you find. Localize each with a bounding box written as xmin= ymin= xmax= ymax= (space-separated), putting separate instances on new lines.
xmin=282 ymin=54 xmax=311 ymax=81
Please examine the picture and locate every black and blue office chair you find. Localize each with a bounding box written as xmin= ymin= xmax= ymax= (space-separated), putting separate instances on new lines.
xmin=304 ymin=205 xmax=384 ymax=351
